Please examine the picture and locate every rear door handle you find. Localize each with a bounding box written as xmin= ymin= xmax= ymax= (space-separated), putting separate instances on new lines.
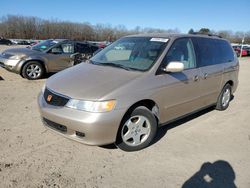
xmin=193 ymin=75 xmax=199 ymax=82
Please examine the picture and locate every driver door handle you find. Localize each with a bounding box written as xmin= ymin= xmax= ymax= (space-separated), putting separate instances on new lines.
xmin=193 ymin=75 xmax=199 ymax=82
xmin=204 ymin=73 xmax=208 ymax=79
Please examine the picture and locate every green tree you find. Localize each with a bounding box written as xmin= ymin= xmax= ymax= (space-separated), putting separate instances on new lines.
xmin=188 ymin=28 xmax=194 ymax=34
xmin=199 ymin=28 xmax=210 ymax=34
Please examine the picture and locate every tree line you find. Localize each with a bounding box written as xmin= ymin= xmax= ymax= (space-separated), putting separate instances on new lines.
xmin=0 ymin=15 xmax=249 ymax=44
xmin=0 ymin=15 xmax=178 ymax=41
xmin=188 ymin=28 xmax=250 ymax=44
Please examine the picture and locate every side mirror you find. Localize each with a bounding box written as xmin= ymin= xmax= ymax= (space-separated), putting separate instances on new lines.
xmin=163 ymin=61 xmax=184 ymax=73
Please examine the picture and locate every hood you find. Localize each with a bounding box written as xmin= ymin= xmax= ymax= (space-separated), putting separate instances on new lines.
xmin=3 ymin=48 xmax=42 ymax=56
xmin=46 ymin=63 xmax=142 ymax=100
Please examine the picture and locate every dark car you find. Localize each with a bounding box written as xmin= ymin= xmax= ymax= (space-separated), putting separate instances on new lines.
xmin=17 ymin=40 xmax=31 ymax=45
xmin=0 ymin=38 xmax=12 ymax=45
xmin=0 ymin=39 xmax=101 ymax=79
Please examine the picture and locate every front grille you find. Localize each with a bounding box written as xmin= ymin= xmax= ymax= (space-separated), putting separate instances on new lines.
xmin=43 ymin=118 xmax=67 ymax=133
xmin=44 ymin=88 xmax=69 ymax=106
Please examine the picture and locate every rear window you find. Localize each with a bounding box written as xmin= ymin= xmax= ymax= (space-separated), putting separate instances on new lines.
xmin=192 ymin=37 xmax=234 ymax=67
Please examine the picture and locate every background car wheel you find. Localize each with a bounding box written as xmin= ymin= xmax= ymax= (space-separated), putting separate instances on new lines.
xmin=22 ymin=61 xmax=44 ymax=80
xmin=216 ymin=84 xmax=232 ymax=111
xmin=116 ymin=106 xmax=157 ymax=151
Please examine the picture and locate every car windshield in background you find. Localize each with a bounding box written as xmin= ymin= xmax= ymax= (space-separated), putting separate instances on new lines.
xmin=91 ymin=37 xmax=168 ymax=71
xmin=31 ymin=40 xmax=59 ymax=52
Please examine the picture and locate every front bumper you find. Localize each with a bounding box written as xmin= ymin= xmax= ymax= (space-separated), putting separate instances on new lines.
xmin=38 ymin=92 xmax=126 ymax=146
xmin=0 ymin=56 xmax=22 ymax=73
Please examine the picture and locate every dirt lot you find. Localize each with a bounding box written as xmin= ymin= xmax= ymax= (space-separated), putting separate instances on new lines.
xmin=0 ymin=45 xmax=250 ymax=188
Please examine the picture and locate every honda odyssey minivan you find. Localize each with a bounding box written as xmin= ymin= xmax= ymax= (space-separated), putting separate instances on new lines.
xmin=38 ymin=33 xmax=239 ymax=151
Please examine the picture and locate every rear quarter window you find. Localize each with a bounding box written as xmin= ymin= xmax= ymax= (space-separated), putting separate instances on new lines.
xmin=218 ymin=40 xmax=234 ymax=63
xmin=192 ymin=37 xmax=234 ymax=67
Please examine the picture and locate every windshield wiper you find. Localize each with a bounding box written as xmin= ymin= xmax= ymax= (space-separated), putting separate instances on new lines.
xmin=94 ymin=62 xmax=136 ymax=71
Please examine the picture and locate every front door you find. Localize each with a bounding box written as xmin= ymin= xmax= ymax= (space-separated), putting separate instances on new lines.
xmin=157 ymin=38 xmax=203 ymax=123
xmin=46 ymin=41 xmax=75 ymax=72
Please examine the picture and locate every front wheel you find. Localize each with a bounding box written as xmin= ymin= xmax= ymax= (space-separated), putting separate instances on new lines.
xmin=216 ymin=84 xmax=232 ymax=111
xmin=116 ymin=107 xmax=157 ymax=151
xmin=22 ymin=61 xmax=44 ymax=80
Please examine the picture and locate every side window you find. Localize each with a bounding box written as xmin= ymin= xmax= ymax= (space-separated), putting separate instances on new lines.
xmin=61 ymin=43 xmax=74 ymax=54
xmin=162 ymin=38 xmax=196 ymax=69
xmin=192 ymin=38 xmax=218 ymax=67
xmin=51 ymin=46 xmax=63 ymax=54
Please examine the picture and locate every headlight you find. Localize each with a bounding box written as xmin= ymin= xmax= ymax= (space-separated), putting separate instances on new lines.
xmin=9 ymin=55 xmax=20 ymax=60
xmin=65 ymin=99 xmax=116 ymax=112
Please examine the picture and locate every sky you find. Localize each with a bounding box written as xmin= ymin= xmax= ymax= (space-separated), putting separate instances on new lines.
xmin=1 ymin=0 xmax=249 ymax=33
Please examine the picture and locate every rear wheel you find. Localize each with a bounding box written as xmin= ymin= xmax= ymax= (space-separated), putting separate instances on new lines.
xmin=216 ymin=84 xmax=232 ymax=111
xmin=22 ymin=61 xmax=44 ymax=80
xmin=116 ymin=106 xmax=157 ymax=151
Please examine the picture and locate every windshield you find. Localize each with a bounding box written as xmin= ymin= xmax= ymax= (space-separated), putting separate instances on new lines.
xmin=91 ymin=37 xmax=168 ymax=71
xmin=31 ymin=40 xmax=59 ymax=52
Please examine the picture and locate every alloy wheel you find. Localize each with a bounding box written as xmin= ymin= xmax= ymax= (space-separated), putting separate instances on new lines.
xmin=121 ymin=115 xmax=151 ymax=146
xmin=222 ymin=88 xmax=231 ymax=107
xmin=26 ymin=64 xmax=42 ymax=79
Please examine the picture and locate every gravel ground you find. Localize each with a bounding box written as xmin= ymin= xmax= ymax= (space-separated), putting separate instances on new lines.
xmin=0 ymin=45 xmax=250 ymax=188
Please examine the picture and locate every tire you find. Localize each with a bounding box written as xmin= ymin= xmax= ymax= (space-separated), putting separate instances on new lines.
xmin=216 ymin=84 xmax=232 ymax=111
xmin=116 ymin=106 xmax=158 ymax=151
xmin=21 ymin=61 xmax=44 ymax=80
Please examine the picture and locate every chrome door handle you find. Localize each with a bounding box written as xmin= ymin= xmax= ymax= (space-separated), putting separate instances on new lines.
xmin=204 ymin=73 xmax=208 ymax=79
xmin=193 ymin=75 xmax=199 ymax=81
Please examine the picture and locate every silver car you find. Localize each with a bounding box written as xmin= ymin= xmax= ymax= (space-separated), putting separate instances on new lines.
xmin=0 ymin=39 xmax=99 ymax=79
xmin=38 ymin=34 xmax=239 ymax=151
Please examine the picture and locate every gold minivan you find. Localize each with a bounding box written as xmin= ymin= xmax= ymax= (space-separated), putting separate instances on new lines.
xmin=38 ymin=34 xmax=239 ymax=151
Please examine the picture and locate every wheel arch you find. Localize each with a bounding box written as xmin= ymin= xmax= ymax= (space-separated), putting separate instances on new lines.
xmin=119 ymin=99 xmax=160 ymax=129
xmin=226 ymin=80 xmax=234 ymax=87
xmin=115 ymin=99 xmax=159 ymax=149
xmin=20 ymin=59 xmax=48 ymax=77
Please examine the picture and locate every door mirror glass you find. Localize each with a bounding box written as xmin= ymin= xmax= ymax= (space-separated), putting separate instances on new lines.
xmin=164 ymin=61 xmax=184 ymax=72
